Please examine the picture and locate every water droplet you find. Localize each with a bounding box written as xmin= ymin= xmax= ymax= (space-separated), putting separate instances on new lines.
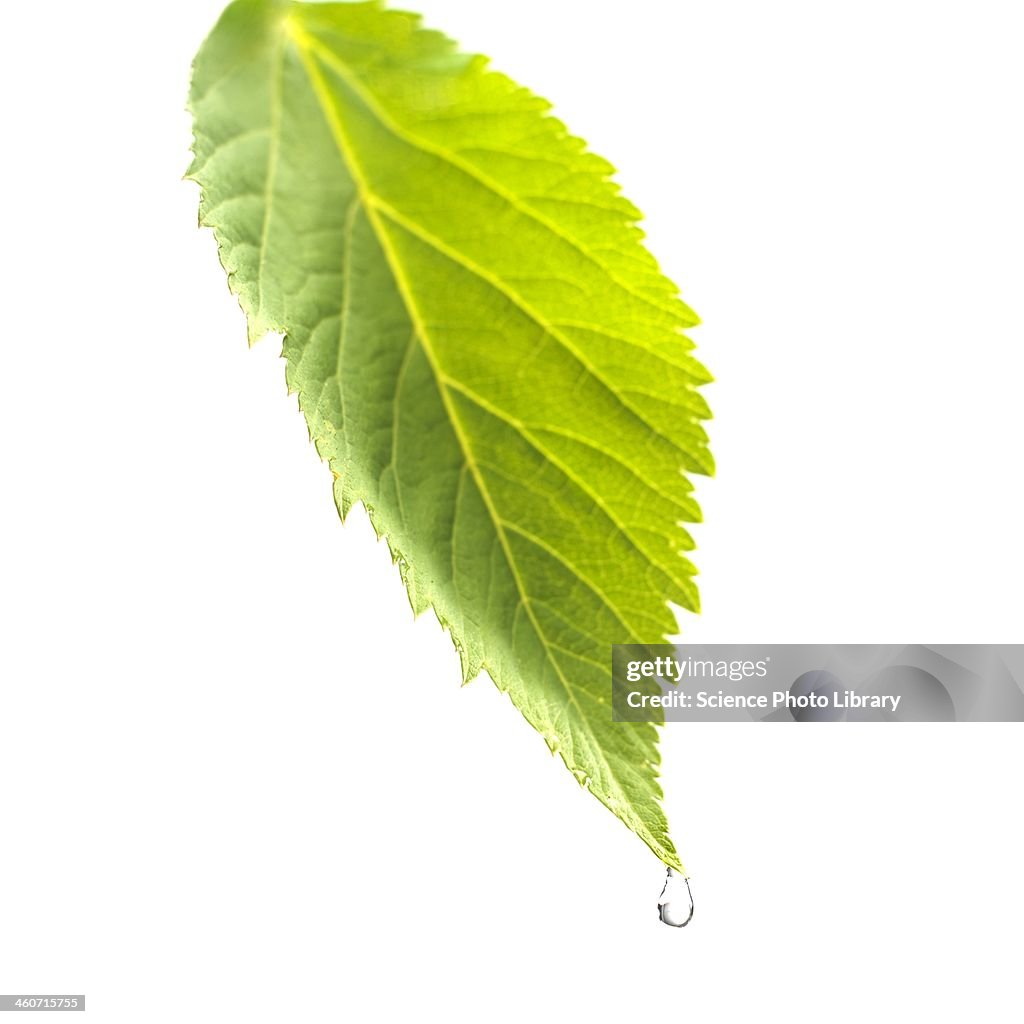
xmin=658 ymin=868 xmax=693 ymax=927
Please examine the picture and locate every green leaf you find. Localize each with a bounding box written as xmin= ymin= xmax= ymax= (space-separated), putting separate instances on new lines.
xmin=188 ymin=0 xmax=712 ymax=871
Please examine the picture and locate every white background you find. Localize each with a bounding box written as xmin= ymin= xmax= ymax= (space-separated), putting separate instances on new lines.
xmin=2 ymin=1 xmax=1022 ymax=1021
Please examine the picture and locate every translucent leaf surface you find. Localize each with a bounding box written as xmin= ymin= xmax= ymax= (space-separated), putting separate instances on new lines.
xmin=188 ymin=0 xmax=712 ymax=869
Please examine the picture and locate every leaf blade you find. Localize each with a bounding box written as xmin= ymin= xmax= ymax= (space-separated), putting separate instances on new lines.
xmin=188 ymin=0 xmax=712 ymax=870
